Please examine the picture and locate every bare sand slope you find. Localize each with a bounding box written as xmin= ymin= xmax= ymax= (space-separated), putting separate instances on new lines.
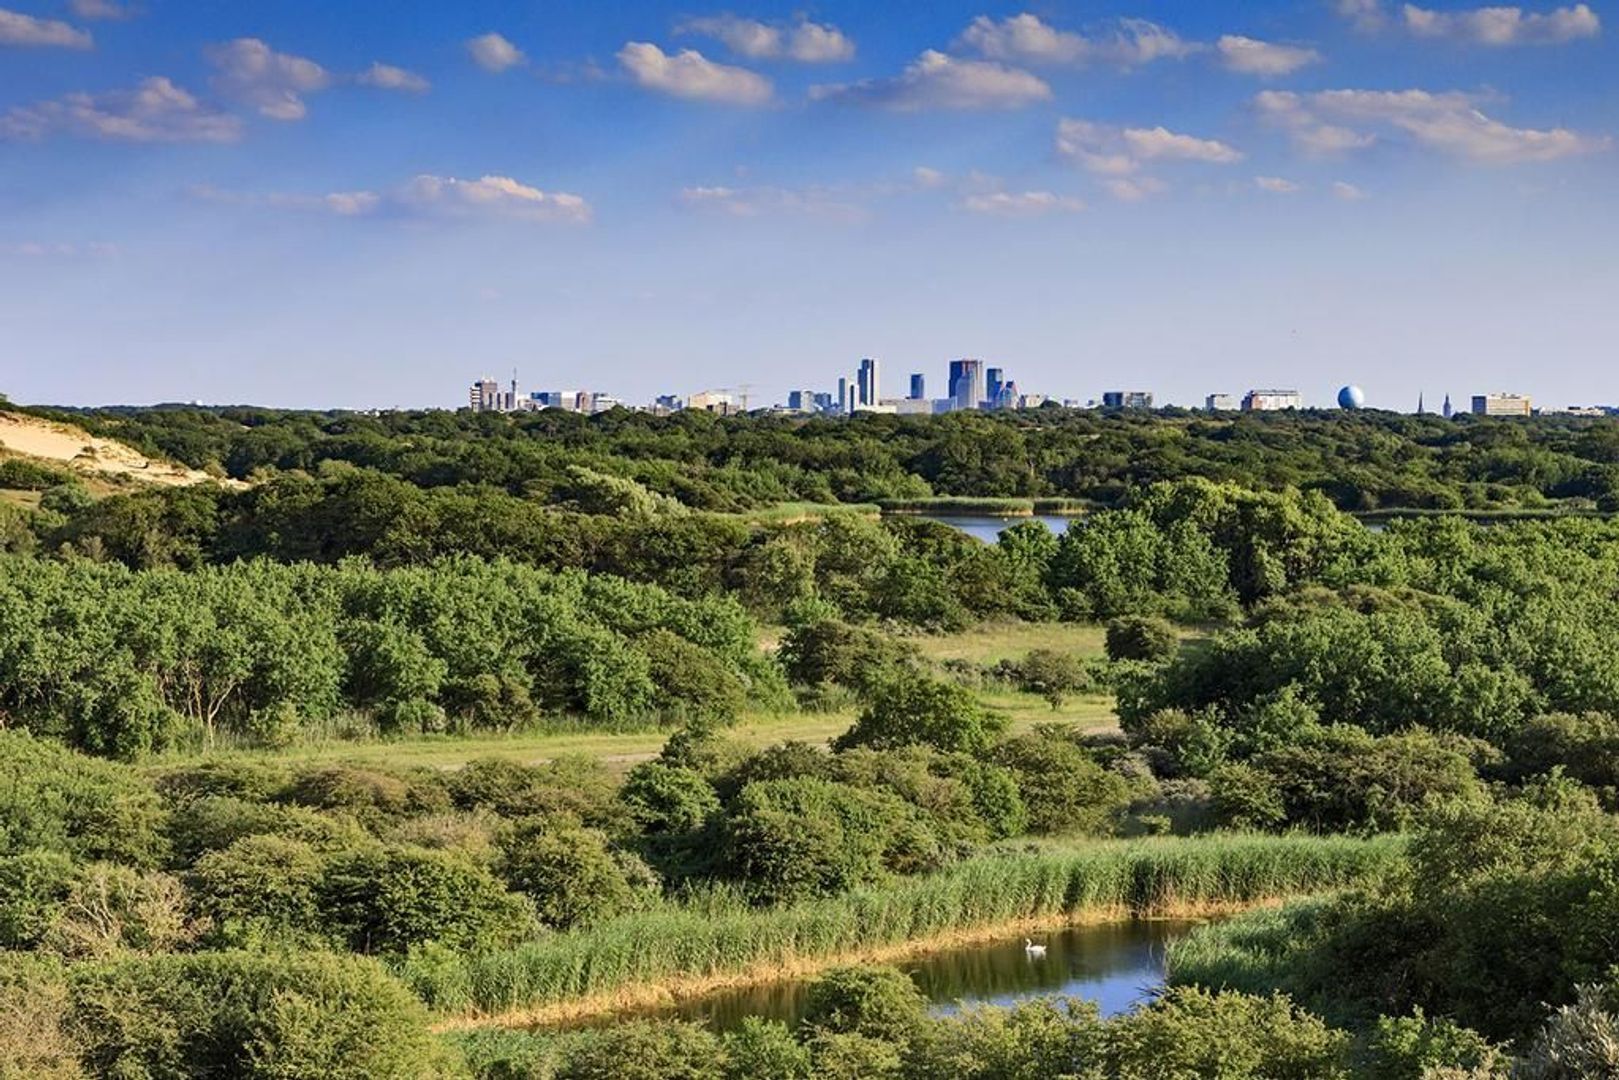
xmin=0 ymin=410 xmax=220 ymax=487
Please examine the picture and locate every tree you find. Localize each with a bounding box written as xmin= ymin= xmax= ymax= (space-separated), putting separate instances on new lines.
xmin=496 ymin=819 xmax=654 ymax=930
xmin=1015 ymin=649 xmax=1091 ymax=709
xmin=1105 ymin=616 xmax=1179 ymax=664
xmin=834 ymin=676 xmax=1005 ymax=756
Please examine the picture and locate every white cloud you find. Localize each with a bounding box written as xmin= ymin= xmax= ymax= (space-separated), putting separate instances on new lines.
xmin=960 ymin=190 xmax=1084 ymax=217
xmin=1217 ymin=35 xmax=1323 ymax=76
xmin=2 ymin=240 xmax=117 ymax=257
xmin=678 ymin=184 xmax=864 ymax=220
xmin=0 ymin=77 xmax=241 ymax=142
xmin=1335 ymin=0 xmax=1390 ymax=31
xmin=1123 ymin=125 xmax=1245 ymax=163
xmin=207 ymin=175 xmax=592 ymax=224
xmin=1058 ymin=119 xmax=1240 ymax=199
xmin=1255 ymin=175 xmax=1302 ymax=193
xmin=811 ymin=50 xmax=1050 ymax=111
xmin=1104 ymin=177 xmax=1168 ymax=201
xmin=356 ymin=62 xmax=430 ymax=93
xmin=466 ymin=32 xmax=524 ymax=73
xmin=958 ymin=13 xmax=1198 ymax=67
xmin=677 ymin=15 xmax=854 ymax=62
xmin=912 ymin=166 xmax=947 ymax=188
xmin=1261 ymin=87 xmax=1609 ymax=164
xmin=402 ymin=175 xmax=592 ymax=222
xmin=1332 ymin=180 xmax=1370 ymax=200
xmin=1254 ymin=90 xmax=1378 ymax=155
xmin=618 ymin=42 xmax=773 ymax=105
xmin=0 ymin=7 xmax=91 ymax=47
xmin=1401 ymin=2 xmax=1600 ymax=44
xmin=68 ymin=0 xmax=132 ymax=19
xmin=206 ymin=38 xmax=330 ymax=121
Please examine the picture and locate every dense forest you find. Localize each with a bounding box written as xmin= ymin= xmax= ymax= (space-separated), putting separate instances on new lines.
xmin=6 ymin=404 xmax=1619 ymax=1076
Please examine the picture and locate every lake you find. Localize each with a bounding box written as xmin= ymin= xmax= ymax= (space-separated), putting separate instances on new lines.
xmin=590 ymin=919 xmax=1195 ymax=1033
xmin=912 ymin=514 xmax=1082 ymax=543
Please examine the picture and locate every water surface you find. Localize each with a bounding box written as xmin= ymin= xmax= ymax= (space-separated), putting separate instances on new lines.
xmin=915 ymin=514 xmax=1081 ymax=543
xmin=613 ymin=919 xmax=1195 ymax=1033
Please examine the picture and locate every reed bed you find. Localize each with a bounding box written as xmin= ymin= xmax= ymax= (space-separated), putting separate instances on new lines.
xmin=876 ymin=496 xmax=1096 ymax=516
xmin=422 ymin=834 xmax=1400 ymax=1026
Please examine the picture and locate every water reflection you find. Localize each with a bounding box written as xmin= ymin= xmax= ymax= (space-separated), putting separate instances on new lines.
xmin=913 ymin=515 xmax=1081 ymax=543
xmin=609 ymin=919 xmax=1193 ymax=1033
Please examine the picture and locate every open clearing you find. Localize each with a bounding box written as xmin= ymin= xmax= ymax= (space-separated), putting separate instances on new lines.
xmin=0 ymin=410 xmax=224 ymax=488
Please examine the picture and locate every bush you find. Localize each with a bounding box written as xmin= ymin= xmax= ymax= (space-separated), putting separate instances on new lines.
xmin=801 ymin=966 xmax=927 ymax=1043
xmin=45 ymin=863 xmax=194 ymax=958
xmin=1209 ymin=764 xmax=1288 ymax=832
xmin=620 ymin=762 xmax=721 ymax=836
xmin=496 ymin=820 xmax=653 ymax=930
xmin=319 ymin=845 xmax=533 ymax=954
xmin=0 ymin=731 xmax=167 ymax=866
xmin=1013 ymin=649 xmax=1093 ymax=709
xmin=1105 ymin=615 xmax=1180 ymax=664
xmin=65 ymin=950 xmax=454 ymax=1079
xmin=188 ymin=835 xmax=327 ymax=948
xmin=990 ymin=732 xmax=1131 ymax=835
xmin=776 ymin=620 xmax=916 ymax=694
xmin=0 ymin=850 xmax=76 ymax=948
xmin=1108 ymin=987 xmax=1350 ymax=1079
xmin=834 ymin=676 xmax=1005 ymax=756
xmin=551 ymin=1021 xmax=723 ymax=1080
xmin=0 ymin=954 xmax=81 ymax=1080
xmin=723 ymin=778 xmax=916 ymax=903
xmin=1256 ymin=727 xmax=1482 ymax=833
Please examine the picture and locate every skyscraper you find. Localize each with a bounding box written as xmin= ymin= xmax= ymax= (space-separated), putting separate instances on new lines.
xmin=469 ymin=377 xmax=501 ymax=412
xmin=948 ymin=359 xmax=986 ymax=411
xmin=986 ymin=367 xmax=1004 ymax=405
xmin=837 ymin=376 xmax=851 ymax=415
xmin=1442 ymin=394 xmax=1453 ymax=419
xmin=909 ymin=373 xmax=925 ymax=400
xmin=857 ymin=358 xmax=880 ymax=407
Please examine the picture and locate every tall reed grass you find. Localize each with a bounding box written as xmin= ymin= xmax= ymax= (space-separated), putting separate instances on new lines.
xmin=417 ymin=834 xmax=1400 ymax=1021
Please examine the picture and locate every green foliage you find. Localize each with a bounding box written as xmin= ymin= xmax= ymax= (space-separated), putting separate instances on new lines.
xmin=1010 ymin=648 xmax=1092 ymax=709
xmin=1105 ymin=615 xmax=1180 ymax=664
xmin=187 ymin=835 xmax=326 ymax=947
xmin=0 ymin=732 xmax=167 ymax=865
xmin=723 ymin=778 xmax=915 ymax=903
xmin=801 ymin=965 xmax=927 ymax=1043
xmin=495 ymin=819 xmax=653 ymax=930
xmin=990 ymin=732 xmax=1131 ymax=835
xmin=1107 ymin=987 xmax=1350 ymax=1079
xmin=835 ymin=675 xmax=1005 ymax=756
xmin=318 ymin=844 xmax=534 ymax=954
xmin=0 ymin=850 xmax=76 ymax=948
xmin=775 ymin=619 xmax=916 ymax=694
xmin=64 ymin=950 xmax=455 ymax=1079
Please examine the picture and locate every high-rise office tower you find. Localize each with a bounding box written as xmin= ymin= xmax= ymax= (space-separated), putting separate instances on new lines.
xmin=857 ymin=358 xmax=880 ymax=407
xmin=909 ymin=373 xmax=925 ymax=400
xmin=837 ymin=376 xmax=853 ymax=415
xmin=948 ymin=358 xmax=986 ymax=411
xmin=1442 ymin=394 xmax=1453 ymax=419
xmin=469 ymin=377 xmax=501 ymax=412
xmin=986 ymin=367 xmax=1004 ymax=405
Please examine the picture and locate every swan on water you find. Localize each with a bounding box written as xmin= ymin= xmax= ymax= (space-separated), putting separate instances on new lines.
xmin=1023 ymin=937 xmax=1047 ymax=957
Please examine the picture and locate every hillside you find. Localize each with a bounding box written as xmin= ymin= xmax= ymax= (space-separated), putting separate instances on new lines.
xmin=0 ymin=409 xmax=220 ymax=488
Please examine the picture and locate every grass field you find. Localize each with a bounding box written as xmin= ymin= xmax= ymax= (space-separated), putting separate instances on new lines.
xmin=157 ymin=620 xmax=1123 ymax=772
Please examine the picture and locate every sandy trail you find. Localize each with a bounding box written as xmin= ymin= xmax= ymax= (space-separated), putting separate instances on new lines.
xmin=0 ymin=410 xmax=220 ymax=487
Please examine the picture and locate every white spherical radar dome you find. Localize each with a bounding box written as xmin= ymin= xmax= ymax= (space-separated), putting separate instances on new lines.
xmin=1338 ymin=385 xmax=1366 ymax=410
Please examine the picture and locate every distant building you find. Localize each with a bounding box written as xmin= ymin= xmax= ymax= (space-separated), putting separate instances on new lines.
xmin=1472 ymin=392 xmax=1532 ymax=417
xmin=787 ymin=389 xmax=817 ymax=412
xmin=948 ymin=359 xmax=986 ymax=411
xmin=857 ymin=358 xmax=881 ymax=407
xmin=1205 ymin=393 xmax=1237 ymax=412
xmin=895 ymin=398 xmax=933 ymax=416
xmin=1242 ymin=389 xmax=1303 ymax=412
xmin=991 ymin=380 xmax=1020 ymax=409
xmin=687 ymin=389 xmax=735 ymax=413
xmin=987 ymin=367 xmax=1005 ymax=404
xmin=469 ymin=377 xmax=501 ymax=412
xmin=837 ymin=376 xmax=851 ymax=415
xmin=812 ymin=392 xmax=835 ymax=412
xmin=1442 ymin=394 xmax=1453 ymax=419
xmin=909 ymin=373 xmax=926 ymax=400
xmin=1103 ymin=390 xmax=1153 ymax=410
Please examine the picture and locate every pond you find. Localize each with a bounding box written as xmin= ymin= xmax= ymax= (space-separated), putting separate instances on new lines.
xmin=580 ymin=919 xmax=1196 ymax=1034
xmin=910 ymin=514 xmax=1082 ymax=543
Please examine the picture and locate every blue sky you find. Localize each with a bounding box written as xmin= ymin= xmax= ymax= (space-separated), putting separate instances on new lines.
xmin=2 ymin=0 xmax=1615 ymax=410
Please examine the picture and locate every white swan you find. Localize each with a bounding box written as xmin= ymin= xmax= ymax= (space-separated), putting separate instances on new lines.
xmin=1023 ymin=937 xmax=1047 ymax=957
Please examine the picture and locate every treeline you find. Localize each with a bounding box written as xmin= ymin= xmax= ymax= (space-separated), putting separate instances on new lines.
xmin=0 ymin=557 xmax=780 ymax=757
xmin=21 ymin=401 xmax=1619 ymax=511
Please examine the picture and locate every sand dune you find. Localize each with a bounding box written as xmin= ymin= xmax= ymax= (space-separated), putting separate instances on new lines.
xmin=0 ymin=411 xmax=219 ymax=487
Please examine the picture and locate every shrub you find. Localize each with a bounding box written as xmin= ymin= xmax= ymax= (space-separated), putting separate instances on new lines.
xmin=1353 ymin=1011 xmax=1506 ymax=1080
xmin=801 ymin=966 xmax=927 ymax=1044
xmin=1105 ymin=615 xmax=1179 ymax=664
xmin=776 ymin=620 xmax=916 ymax=694
xmin=991 ymin=733 xmax=1131 ymax=835
xmin=0 ymin=954 xmax=81 ymax=1080
xmin=64 ymin=950 xmax=454 ymax=1079
xmin=165 ymin=795 xmax=368 ymax=865
xmin=45 ymin=863 xmax=194 ymax=958
xmin=640 ymin=628 xmax=748 ymax=722
xmin=1014 ymin=649 xmax=1093 ymax=709
xmin=496 ymin=820 xmax=653 ymax=930
xmin=0 ymin=850 xmax=76 ymax=948
xmin=188 ymin=835 xmax=327 ymax=948
xmin=280 ymin=765 xmax=448 ymax=827
xmin=620 ymin=763 xmax=721 ymax=836
xmin=551 ymin=1021 xmax=723 ymax=1080
xmin=834 ymin=676 xmax=1005 ymax=756
xmin=1108 ymin=987 xmax=1350 ymax=1079
xmin=1209 ymin=764 xmax=1288 ymax=832
xmin=723 ymin=778 xmax=915 ymax=903
xmin=319 ymin=845 xmax=533 ymax=954
xmin=0 ymin=731 xmax=168 ymax=867
xmin=1256 ymin=728 xmax=1482 ymax=833
xmin=722 ymin=1017 xmax=812 ymax=1080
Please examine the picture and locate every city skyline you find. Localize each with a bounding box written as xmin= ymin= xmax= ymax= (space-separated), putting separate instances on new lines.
xmin=3 ymin=0 xmax=1617 ymax=410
